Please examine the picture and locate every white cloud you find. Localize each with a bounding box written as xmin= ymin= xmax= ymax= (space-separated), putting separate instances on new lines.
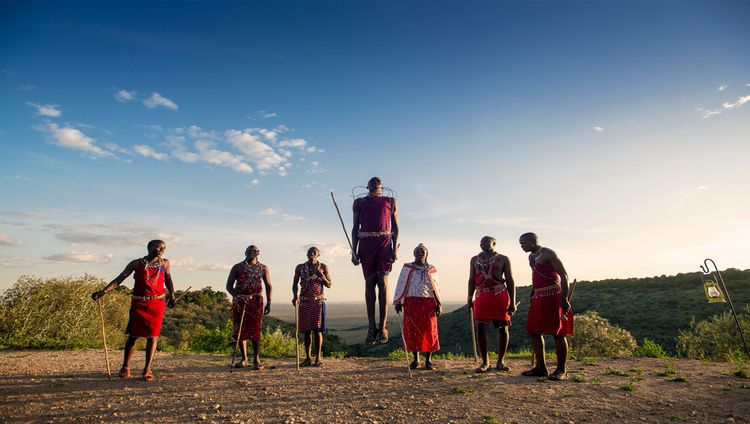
xmin=143 ymin=92 xmax=178 ymax=110
xmin=43 ymin=251 xmax=113 ymax=264
xmin=44 ymin=223 xmax=188 ymax=247
xmin=197 ymin=147 xmax=253 ymax=173
xmin=679 ymin=185 xmax=709 ymax=198
xmin=169 ymin=256 xmax=231 ymax=272
xmin=259 ymin=129 xmax=278 ymax=141
xmin=258 ymin=110 xmax=278 ymax=119
xmin=0 ymin=233 xmax=22 ymax=247
xmin=133 ymin=144 xmax=169 ymax=161
xmin=278 ymin=139 xmax=307 ymax=148
xmin=697 ymin=107 xmax=721 ymax=119
xmin=281 ymin=214 xmax=304 ymax=222
xmin=114 ymin=89 xmax=136 ymax=102
xmin=225 ymin=129 xmax=287 ymax=173
xmin=28 ymin=102 xmax=61 ymax=117
xmin=40 ymin=123 xmax=111 ymax=157
xmin=14 ymin=175 xmax=29 ymax=181
xmin=259 ymin=208 xmax=278 ymax=216
xmin=593 ymin=126 xmax=605 ymax=133
xmin=251 ymin=179 xmax=260 ymax=186
xmin=722 ymin=95 xmax=750 ymax=109
xmin=718 ymin=84 xmax=728 ymax=92
xmin=104 ymin=142 xmax=131 ymax=154
xmin=301 ymin=243 xmax=350 ymax=258
xmin=0 ymin=256 xmax=46 ymax=268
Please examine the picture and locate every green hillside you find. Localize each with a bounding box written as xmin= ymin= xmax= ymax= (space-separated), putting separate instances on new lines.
xmin=423 ymin=268 xmax=750 ymax=355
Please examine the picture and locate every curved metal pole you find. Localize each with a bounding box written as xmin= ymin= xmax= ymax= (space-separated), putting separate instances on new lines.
xmin=702 ymin=259 xmax=749 ymax=359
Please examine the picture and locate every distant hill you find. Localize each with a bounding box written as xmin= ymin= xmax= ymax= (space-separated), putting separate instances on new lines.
xmin=370 ymin=268 xmax=750 ymax=355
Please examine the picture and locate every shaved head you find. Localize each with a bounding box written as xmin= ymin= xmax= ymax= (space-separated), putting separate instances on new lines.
xmin=520 ymin=232 xmax=538 ymax=242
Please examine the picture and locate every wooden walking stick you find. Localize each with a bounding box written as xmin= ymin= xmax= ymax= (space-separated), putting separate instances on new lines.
xmin=468 ymin=305 xmax=478 ymax=363
xmin=295 ymin=300 xmax=300 ymax=371
xmin=96 ymin=298 xmax=112 ymax=381
xmin=229 ymin=302 xmax=247 ymax=373
xmin=174 ymin=286 xmax=192 ymax=303
xmin=396 ymin=307 xmax=413 ymax=379
xmin=330 ymin=192 xmax=355 ymax=255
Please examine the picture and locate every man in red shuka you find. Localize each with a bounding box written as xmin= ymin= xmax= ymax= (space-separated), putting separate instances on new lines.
xmin=91 ymin=240 xmax=177 ymax=381
xmin=520 ymin=232 xmax=573 ymax=381
xmin=351 ymin=177 xmax=399 ymax=346
xmin=226 ymin=245 xmax=272 ymax=370
xmin=467 ymin=236 xmax=516 ymax=373
xmin=292 ymin=246 xmax=332 ymax=367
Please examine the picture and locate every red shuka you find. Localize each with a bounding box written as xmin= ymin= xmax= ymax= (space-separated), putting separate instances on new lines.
xmin=525 ymin=261 xmax=574 ymax=336
xmin=232 ymin=261 xmax=265 ymax=342
xmin=402 ymin=297 xmax=440 ymax=353
xmin=298 ymin=263 xmax=326 ymax=333
xmin=472 ymin=254 xmax=511 ymax=325
xmin=355 ymin=196 xmax=394 ymax=279
xmin=126 ymin=259 xmax=166 ymax=338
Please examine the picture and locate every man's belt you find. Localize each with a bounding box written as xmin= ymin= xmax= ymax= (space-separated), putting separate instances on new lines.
xmin=477 ymin=283 xmax=507 ymax=294
xmin=235 ymin=293 xmax=260 ymax=302
xmin=358 ymin=231 xmax=392 ymax=238
xmin=300 ymin=295 xmax=326 ymax=302
xmin=533 ymin=284 xmax=560 ymax=293
xmin=132 ymin=294 xmax=166 ymax=301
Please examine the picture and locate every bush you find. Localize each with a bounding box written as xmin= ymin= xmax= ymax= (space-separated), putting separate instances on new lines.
xmin=190 ymin=320 xmax=297 ymax=357
xmin=634 ymin=338 xmax=668 ymax=358
xmin=0 ymin=275 xmax=131 ymax=349
xmin=571 ymin=311 xmax=637 ymax=358
xmin=676 ymin=305 xmax=750 ymax=362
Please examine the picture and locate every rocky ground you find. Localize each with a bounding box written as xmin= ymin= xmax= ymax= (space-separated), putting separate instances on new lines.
xmin=0 ymin=350 xmax=748 ymax=423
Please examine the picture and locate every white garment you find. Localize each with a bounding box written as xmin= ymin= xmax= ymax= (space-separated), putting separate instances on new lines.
xmin=393 ymin=262 xmax=441 ymax=304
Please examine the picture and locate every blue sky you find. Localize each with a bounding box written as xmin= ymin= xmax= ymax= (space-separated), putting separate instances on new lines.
xmin=1 ymin=0 xmax=749 ymax=301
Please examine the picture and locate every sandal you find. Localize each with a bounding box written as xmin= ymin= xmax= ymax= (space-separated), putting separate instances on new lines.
xmin=118 ymin=366 xmax=131 ymax=379
xmin=410 ymin=360 xmax=420 ymax=370
xmin=475 ymin=364 xmax=490 ymax=373
xmin=425 ymin=362 xmax=436 ymax=370
xmin=365 ymin=328 xmax=378 ymax=347
xmin=313 ymin=360 xmax=323 ymax=367
xmin=522 ymin=368 xmax=549 ymax=377
xmin=548 ymin=370 xmax=568 ymax=381
xmin=142 ymin=369 xmax=154 ymax=382
xmin=376 ymin=328 xmax=389 ymax=345
xmin=300 ymin=358 xmax=312 ymax=367
xmin=495 ymin=363 xmax=511 ymax=372
xmin=233 ymin=360 xmax=248 ymax=369
xmin=253 ymin=362 xmax=265 ymax=370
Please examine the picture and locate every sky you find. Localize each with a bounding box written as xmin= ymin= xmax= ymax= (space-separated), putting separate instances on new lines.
xmin=1 ymin=0 xmax=749 ymax=302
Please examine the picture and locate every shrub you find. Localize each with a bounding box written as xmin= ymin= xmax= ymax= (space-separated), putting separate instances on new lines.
xmin=189 ymin=321 xmax=297 ymax=357
xmin=677 ymin=305 xmax=750 ymax=361
xmin=0 ymin=275 xmax=130 ymax=349
xmin=571 ymin=311 xmax=637 ymax=358
xmin=634 ymin=338 xmax=668 ymax=358
xmin=388 ymin=348 xmax=407 ymax=360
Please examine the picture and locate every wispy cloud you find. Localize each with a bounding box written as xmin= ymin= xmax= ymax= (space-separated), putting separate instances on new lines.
xmin=16 ymin=85 xmax=36 ymax=91
xmin=114 ymin=89 xmax=136 ymax=102
xmin=722 ymin=95 xmax=750 ymax=110
xmin=258 ymin=110 xmax=279 ymax=119
xmin=28 ymin=102 xmax=61 ymax=117
xmin=281 ymin=214 xmax=304 ymax=222
xmin=679 ymin=185 xmax=709 ymax=198
xmin=0 ymin=256 xmax=47 ymax=268
xmin=0 ymin=233 xmax=22 ymax=247
xmin=14 ymin=175 xmax=29 ymax=181
xmin=39 ymin=123 xmax=111 ymax=157
xmin=43 ymin=251 xmax=113 ymax=264
xmin=226 ymin=129 xmax=287 ymax=175
xmin=259 ymin=208 xmax=279 ymax=216
xmin=250 ymin=179 xmax=260 ymax=186
xmin=301 ymin=243 xmax=350 ymax=258
xmin=43 ymin=223 xmax=188 ymax=247
xmin=133 ymin=144 xmax=168 ymax=161
xmin=593 ymin=126 xmax=605 ymax=133
xmin=170 ymin=256 xmax=231 ymax=272
xmin=697 ymin=107 xmax=721 ymax=119
xmin=143 ymin=92 xmax=178 ymax=110
xmin=0 ymin=210 xmax=42 ymax=219
xmin=718 ymin=84 xmax=728 ymax=92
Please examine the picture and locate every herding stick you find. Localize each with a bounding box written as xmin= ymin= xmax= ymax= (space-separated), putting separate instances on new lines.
xmin=96 ymin=299 xmax=112 ymax=380
xmin=469 ymin=305 xmax=478 ymax=363
xmin=295 ymin=300 xmax=300 ymax=371
xmin=330 ymin=192 xmax=355 ymax=254
xmin=396 ymin=308 xmax=413 ymax=379
xmin=229 ymin=303 xmax=247 ymax=373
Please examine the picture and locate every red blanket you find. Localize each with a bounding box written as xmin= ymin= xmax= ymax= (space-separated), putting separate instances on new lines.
xmin=233 ymin=296 xmax=264 ymax=342
xmin=402 ymin=297 xmax=440 ymax=353
xmin=126 ymin=299 xmax=165 ymax=338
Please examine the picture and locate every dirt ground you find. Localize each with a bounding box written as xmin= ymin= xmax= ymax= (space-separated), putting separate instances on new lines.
xmin=0 ymin=350 xmax=748 ymax=423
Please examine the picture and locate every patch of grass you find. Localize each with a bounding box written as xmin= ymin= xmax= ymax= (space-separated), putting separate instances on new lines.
xmin=452 ymin=386 xmax=474 ymax=394
xmin=536 ymin=377 xmax=550 ymax=383
xmin=561 ymin=391 xmax=576 ymax=397
xmin=604 ymin=368 xmax=630 ymax=377
xmin=670 ymin=374 xmax=688 ymax=382
xmin=328 ymin=351 xmax=346 ymax=359
xmin=482 ymin=416 xmax=503 ymax=424
xmin=572 ymin=374 xmax=587 ymax=383
xmin=620 ymin=380 xmax=637 ymax=392
xmin=634 ymin=338 xmax=669 ymax=358
xmin=473 ymin=373 xmax=488 ymax=379
xmin=433 ymin=352 xmax=469 ymax=360
xmin=581 ymin=357 xmax=598 ymax=366
xmin=628 ymin=367 xmax=644 ymax=375
xmin=656 ymin=361 xmax=678 ymax=377
xmin=668 ymin=415 xmax=685 ymax=421
xmin=590 ymin=377 xmax=601 ymax=385
xmin=734 ymin=365 xmax=749 ymax=379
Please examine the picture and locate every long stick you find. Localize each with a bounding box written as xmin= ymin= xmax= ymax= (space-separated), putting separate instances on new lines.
xmin=230 ymin=303 xmax=247 ymax=373
xmin=295 ymin=300 xmax=300 ymax=370
xmin=330 ymin=192 xmax=355 ymax=254
xmin=96 ymin=299 xmax=112 ymax=381
xmin=396 ymin=309 xmax=412 ymax=379
xmin=174 ymin=286 xmax=192 ymax=303
xmin=469 ymin=306 xmax=478 ymax=363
